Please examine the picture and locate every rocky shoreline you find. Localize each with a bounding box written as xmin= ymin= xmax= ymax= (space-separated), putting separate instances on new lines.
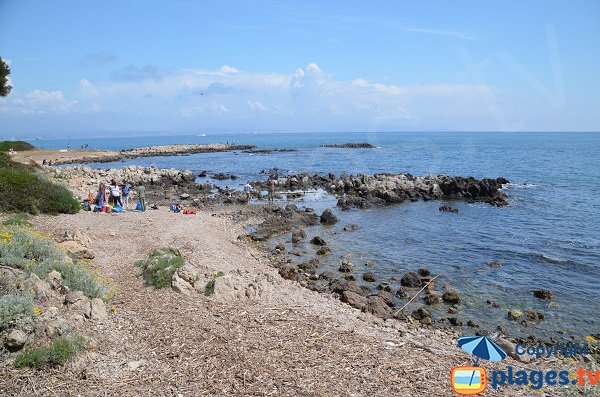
xmin=36 ymin=144 xmax=255 ymax=165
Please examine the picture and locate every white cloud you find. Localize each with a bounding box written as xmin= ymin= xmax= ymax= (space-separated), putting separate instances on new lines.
xmin=0 ymin=63 xmax=501 ymax=131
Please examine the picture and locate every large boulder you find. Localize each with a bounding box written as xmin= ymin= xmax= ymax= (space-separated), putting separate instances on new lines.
xmin=320 ymin=208 xmax=338 ymax=225
xmin=341 ymin=291 xmax=368 ymax=311
xmin=90 ymin=298 xmax=109 ymax=320
xmin=65 ymin=290 xmax=91 ymax=318
xmin=23 ymin=273 xmax=52 ymax=301
xmin=310 ymin=236 xmax=327 ymax=246
xmin=5 ymin=329 xmax=28 ymax=350
xmin=442 ymin=288 xmax=461 ymax=304
xmin=400 ymin=272 xmax=422 ymax=287
xmin=279 ymin=264 xmax=300 ymax=281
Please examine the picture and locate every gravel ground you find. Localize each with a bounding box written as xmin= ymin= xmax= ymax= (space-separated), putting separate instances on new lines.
xmin=0 ymin=210 xmax=556 ymax=396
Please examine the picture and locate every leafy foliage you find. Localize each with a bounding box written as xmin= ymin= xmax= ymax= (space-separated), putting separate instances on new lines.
xmin=0 ymin=57 xmax=11 ymax=97
xmin=0 ymin=141 xmax=36 ymax=152
xmin=0 ymin=152 xmax=79 ymax=214
xmin=0 ymin=294 xmax=35 ymax=330
xmin=135 ymin=247 xmax=185 ymax=288
xmin=14 ymin=336 xmax=85 ymax=369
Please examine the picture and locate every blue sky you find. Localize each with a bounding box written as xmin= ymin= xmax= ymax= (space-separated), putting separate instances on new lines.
xmin=1 ymin=0 xmax=599 ymax=136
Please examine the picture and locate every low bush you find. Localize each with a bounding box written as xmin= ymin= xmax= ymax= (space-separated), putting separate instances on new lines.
xmin=135 ymin=247 xmax=185 ymax=288
xmin=0 ymin=294 xmax=35 ymax=330
xmin=14 ymin=336 xmax=85 ymax=369
xmin=0 ymin=141 xmax=36 ymax=152
xmin=0 ymin=152 xmax=79 ymax=214
xmin=0 ymin=228 xmax=108 ymax=300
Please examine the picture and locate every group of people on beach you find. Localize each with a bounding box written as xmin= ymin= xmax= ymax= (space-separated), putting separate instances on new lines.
xmin=91 ymin=179 xmax=146 ymax=213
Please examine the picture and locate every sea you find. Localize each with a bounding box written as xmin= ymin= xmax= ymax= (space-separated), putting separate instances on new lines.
xmin=30 ymin=132 xmax=600 ymax=340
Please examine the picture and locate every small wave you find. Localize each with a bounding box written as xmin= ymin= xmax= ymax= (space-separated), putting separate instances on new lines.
xmin=534 ymin=253 xmax=570 ymax=264
xmin=504 ymin=183 xmax=540 ymax=189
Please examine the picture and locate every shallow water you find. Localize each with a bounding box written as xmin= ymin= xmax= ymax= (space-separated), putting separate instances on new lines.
xmin=39 ymin=132 xmax=600 ymax=339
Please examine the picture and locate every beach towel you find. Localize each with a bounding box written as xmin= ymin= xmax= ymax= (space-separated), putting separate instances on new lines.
xmin=113 ymin=205 xmax=122 ymax=213
xmin=183 ymin=209 xmax=197 ymax=215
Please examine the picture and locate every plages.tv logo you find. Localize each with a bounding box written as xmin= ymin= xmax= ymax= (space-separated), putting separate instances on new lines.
xmin=451 ymin=336 xmax=507 ymax=395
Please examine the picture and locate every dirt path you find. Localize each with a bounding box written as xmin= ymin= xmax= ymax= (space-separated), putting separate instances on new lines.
xmin=1 ymin=210 xmax=539 ymax=396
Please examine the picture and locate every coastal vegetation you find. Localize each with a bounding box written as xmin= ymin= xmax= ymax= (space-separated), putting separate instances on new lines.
xmin=0 ymin=152 xmax=79 ymax=214
xmin=0 ymin=56 xmax=11 ymax=97
xmin=135 ymin=247 xmax=185 ymax=288
xmin=0 ymin=141 xmax=36 ymax=152
xmin=0 ymin=225 xmax=111 ymax=370
xmin=14 ymin=336 xmax=85 ymax=369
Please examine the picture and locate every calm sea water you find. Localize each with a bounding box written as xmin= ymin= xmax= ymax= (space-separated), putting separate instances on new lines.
xmin=35 ymin=132 xmax=600 ymax=340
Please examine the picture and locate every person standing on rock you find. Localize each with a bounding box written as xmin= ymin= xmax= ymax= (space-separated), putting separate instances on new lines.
xmin=122 ymin=182 xmax=131 ymax=211
xmin=136 ymin=183 xmax=146 ymax=212
xmin=243 ymin=182 xmax=254 ymax=204
xmin=267 ymin=177 xmax=276 ymax=202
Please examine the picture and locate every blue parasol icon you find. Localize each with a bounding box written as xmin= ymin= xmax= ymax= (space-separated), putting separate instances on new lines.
xmin=458 ymin=335 xmax=507 ymax=366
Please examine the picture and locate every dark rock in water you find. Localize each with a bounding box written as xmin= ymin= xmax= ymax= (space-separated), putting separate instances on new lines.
xmin=344 ymin=274 xmax=356 ymax=281
xmin=532 ymin=289 xmax=553 ymax=300
xmin=274 ymin=244 xmax=285 ymax=254
xmin=279 ymin=264 xmax=299 ymax=281
xmin=400 ymin=272 xmax=422 ymax=287
xmin=306 ymin=279 xmax=330 ymax=293
xmin=341 ymin=291 xmax=368 ymax=311
xmin=305 ymin=208 xmax=314 ymax=213
xmin=524 ymin=310 xmax=544 ymax=321
xmin=343 ymin=224 xmax=359 ymax=231
xmin=486 ymin=300 xmax=501 ymax=308
xmin=331 ymin=279 xmax=365 ymax=296
xmin=508 ymin=309 xmax=523 ymax=320
xmin=448 ymin=317 xmax=463 ymax=326
xmin=412 ymin=307 xmax=431 ymax=322
xmin=423 ymin=293 xmax=442 ymax=305
xmin=375 ymin=290 xmax=396 ymax=308
xmin=198 ymin=170 xmax=207 ymax=177
xmin=467 ymin=320 xmax=480 ymax=328
xmin=299 ymin=258 xmax=320 ymax=273
xmin=316 ymin=247 xmax=331 ymax=256
xmin=439 ymin=205 xmax=459 ymax=213
xmin=310 ymin=236 xmax=327 ymax=246
xmin=320 ymin=208 xmax=338 ymax=224
xmin=318 ymin=271 xmax=337 ymax=281
xmin=367 ymin=295 xmax=393 ymax=318
xmin=285 ymin=204 xmax=298 ymax=211
xmin=448 ymin=307 xmax=459 ymax=315
xmin=291 ymin=229 xmax=306 ymax=244
xmin=396 ymin=288 xmax=409 ymax=298
xmin=363 ymin=272 xmax=376 ymax=282
xmin=211 ymin=173 xmax=232 ymax=180
xmin=418 ymin=268 xmax=431 ymax=277
xmin=488 ymin=262 xmax=503 ymax=268
xmin=338 ymin=260 xmax=353 ymax=273
xmin=442 ymin=287 xmax=461 ymax=304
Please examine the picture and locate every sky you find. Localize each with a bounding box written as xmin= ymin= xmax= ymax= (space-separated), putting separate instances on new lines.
xmin=0 ymin=0 xmax=599 ymax=136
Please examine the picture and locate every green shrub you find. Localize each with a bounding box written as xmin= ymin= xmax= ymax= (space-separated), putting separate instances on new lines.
xmin=0 ymin=228 xmax=108 ymax=300
xmin=0 ymin=294 xmax=34 ymax=330
xmin=14 ymin=336 xmax=85 ymax=369
xmin=204 ymin=271 xmax=225 ymax=296
xmin=0 ymin=152 xmax=79 ymax=215
xmin=0 ymin=141 xmax=36 ymax=152
xmin=135 ymin=247 xmax=185 ymax=288
xmin=2 ymin=213 xmax=32 ymax=227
